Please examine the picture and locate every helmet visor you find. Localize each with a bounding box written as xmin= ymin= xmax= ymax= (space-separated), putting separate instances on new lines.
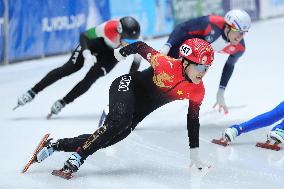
xmin=230 ymin=26 xmax=247 ymax=36
xmin=185 ymin=58 xmax=210 ymax=72
xmin=193 ymin=63 xmax=210 ymax=72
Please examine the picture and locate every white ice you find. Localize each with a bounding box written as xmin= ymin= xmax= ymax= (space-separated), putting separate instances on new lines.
xmin=0 ymin=17 xmax=284 ymax=189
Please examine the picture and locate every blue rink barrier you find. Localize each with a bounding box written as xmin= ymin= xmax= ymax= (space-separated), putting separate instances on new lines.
xmin=5 ymin=0 xmax=110 ymax=63
xmin=8 ymin=0 xmax=88 ymax=62
xmin=0 ymin=0 xmax=278 ymax=64
xmin=0 ymin=0 xmax=4 ymax=64
xmin=109 ymin=0 xmax=174 ymax=38
xmin=223 ymin=0 xmax=260 ymax=21
xmin=4 ymin=0 xmax=174 ymax=64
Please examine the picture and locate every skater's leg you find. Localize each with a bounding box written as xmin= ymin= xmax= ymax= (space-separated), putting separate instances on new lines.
xmin=15 ymin=46 xmax=84 ymax=110
xmin=62 ymin=63 xmax=105 ymax=104
xmin=56 ymin=75 xmax=136 ymax=173
xmin=61 ymin=51 xmax=117 ymax=104
xmin=55 ymin=134 xmax=92 ymax=152
xmin=32 ymin=45 xmax=84 ymax=94
xmin=80 ymin=75 xmax=135 ymax=157
xmin=49 ymin=51 xmax=117 ymax=115
xmin=36 ymin=134 xmax=91 ymax=163
xmin=220 ymin=101 xmax=284 ymax=144
xmin=233 ymin=101 xmax=284 ymax=135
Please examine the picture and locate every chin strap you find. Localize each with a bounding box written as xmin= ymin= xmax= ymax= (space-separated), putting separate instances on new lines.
xmin=224 ymin=24 xmax=231 ymax=42
xmin=181 ymin=58 xmax=193 ymax=83
xmin=226 ymin=30 xmax=231 ymax=42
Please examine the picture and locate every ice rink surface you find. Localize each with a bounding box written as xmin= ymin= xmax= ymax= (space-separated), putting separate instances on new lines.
xmin=0 ymin=17 xmax=284 ymax=189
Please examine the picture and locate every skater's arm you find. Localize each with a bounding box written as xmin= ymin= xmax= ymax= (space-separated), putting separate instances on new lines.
xmin=221 ymin=41 xmax=245 ymax=86
xmin=166 ymin=16 xmax=209 ymax=49
xmin=80 ymin=32 xmax=89 ymax=51
xmin=129 ymin=54 xmax=142 ymax=73
xmin=117 ymin=41 xmax=165 ymax=68
xmin=187 ymin=100 xmax=201 ymax=148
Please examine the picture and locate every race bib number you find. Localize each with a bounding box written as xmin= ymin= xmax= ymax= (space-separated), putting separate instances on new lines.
xmin=179 ymin=44 xmax=192 ymax=56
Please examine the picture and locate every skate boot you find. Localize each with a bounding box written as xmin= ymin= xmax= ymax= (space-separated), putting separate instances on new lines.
xmin=14 ymin=89 xmax=36 ymax=110
xmin=268 ymin=127 xmax=284 ymax=144
xmin=47 ymin=99 xmax=66 ymax=119
xmin=35 ymin=138 xmax=58 ymax=163
xmin=256 ymin=126 xmax=284 ymax=151
xmin=224 ymin=127 xmax=239 ymax=142
xmin=52 ymin=152 xmax=84 ymax=179
xmin=212 ymin=127 xmax=239 ymax=146
xmin=64 ymin=152 xmax=83 ymax=172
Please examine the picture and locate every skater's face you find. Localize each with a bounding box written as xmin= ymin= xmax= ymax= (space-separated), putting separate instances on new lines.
xmin=225 ymin=25 xmax=246 ymax=45
xmin=183 ymin=59 xmax=209 ymax=84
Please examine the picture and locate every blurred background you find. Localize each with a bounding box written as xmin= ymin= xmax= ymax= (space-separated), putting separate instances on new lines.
xmin=0 ymin=0 xmax=283 ymax=65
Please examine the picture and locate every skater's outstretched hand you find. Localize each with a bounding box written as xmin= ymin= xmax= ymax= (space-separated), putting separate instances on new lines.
xmin=83 ymin=49 xmax=97 ymax=67
xmin=189 ymin=148 xmax=211 ymax=171
xmin=213 ymin=88 xmax=229 ymax=114
xmin=113 ymin=47 xmax=125 ymax=61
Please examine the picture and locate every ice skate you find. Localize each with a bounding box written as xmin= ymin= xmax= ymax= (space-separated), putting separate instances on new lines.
xmin=52 ymin=152 xmax=83 ymax=180
xmin=35 ymin=138 xmax=58 ymax=163
xmin=256 ymin=129 xmax=283 ymax=151
xmin=13 ymin=90 xmax=36 ymax=110
xmin=47 ymin=99 xmax=66 ymax=119
xmin=22 ymin=134 xmax=50 ymax=173
xmin=212 ymin=127 xmax=238 ymax=146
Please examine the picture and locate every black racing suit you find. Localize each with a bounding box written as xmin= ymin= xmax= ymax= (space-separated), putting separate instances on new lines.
xmin=31 ymin=37 xmax=140 ymax=104
xmin=54 ymin=42 xmax=202 ymax=164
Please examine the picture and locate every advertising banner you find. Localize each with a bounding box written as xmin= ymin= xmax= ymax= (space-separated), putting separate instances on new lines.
xmin=0 ymin=0 xmax=4 ymax=64
xmin=109 ymin=0 xmax=173 ymax=38
xmin=92 ymin=0 xmax=110 ymax=24
xmin=86 ymin=0 xmax=110 ymax=29
xmin=259 ymin=0 xmax=284 ymax=19
xmin=42 ymin=0 xmax=88 ymax=55
xmin=171 ymin=0 xmax=224 ymax=26
xmin=171 ymin=0 xmax=199 ymax=25
xmin=201 ymin=0 xmax=224 ymax=16
xmin=8 ymin=0 xmax=88 ymax=62
xmin=223 ymin=0 xmax=260 ymax=21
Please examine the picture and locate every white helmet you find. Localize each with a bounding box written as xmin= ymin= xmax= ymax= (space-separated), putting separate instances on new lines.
xmin=224 ymin=9 xmax=251 ymax=32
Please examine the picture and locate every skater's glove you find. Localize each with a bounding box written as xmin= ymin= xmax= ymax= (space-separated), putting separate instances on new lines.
xmin=189 ymin=148 xmax=211 ymax=171
xmin=83 ymin=49 xmax=97 ymax=67
xmin=114 ymin=47 xmax=126 ymax=61
xmin=213 ymin=88 xmax=229 ymax=114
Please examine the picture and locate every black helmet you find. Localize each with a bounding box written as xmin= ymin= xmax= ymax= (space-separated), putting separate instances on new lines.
xmin=118 ymin=16 xmax=140 ymax=39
